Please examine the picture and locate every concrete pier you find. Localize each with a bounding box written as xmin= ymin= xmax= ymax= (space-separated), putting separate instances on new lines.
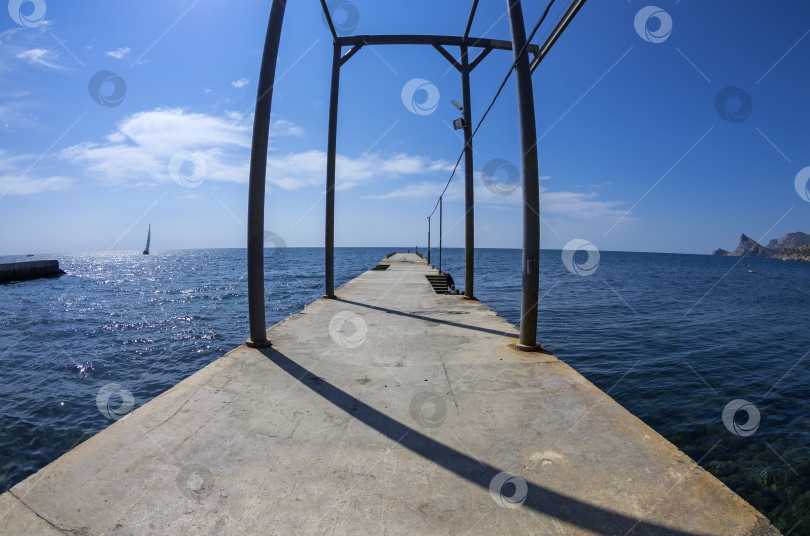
xmin=0 ymin=254 xmax=779 ymax=534
xmin=0 ymin=260 xmax=64 ymax=284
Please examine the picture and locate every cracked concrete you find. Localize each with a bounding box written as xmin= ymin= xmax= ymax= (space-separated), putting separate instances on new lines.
xmin=0 ymin=254 xmax=780 ymax=535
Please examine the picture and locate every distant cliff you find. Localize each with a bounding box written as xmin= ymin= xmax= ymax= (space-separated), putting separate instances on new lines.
xmin=712 ymin=231 xmax=810 ymax=262
xmin=778 ymin=244 xmax=810 ymax=263
xmin=766 ymin=231 xmax=810 ymax=250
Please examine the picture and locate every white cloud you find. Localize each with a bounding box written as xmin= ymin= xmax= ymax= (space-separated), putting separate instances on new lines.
xmin=16 ymin=48 xmax=67 ymax=71
xmin=270 ymin=119 xmax=303 ymax=137
xmin=540 ymin=189 xmax=627 ymax=220
xmin=0 ymin=174 xmax=74 ymax=196
xmin=62 ymin=108 xmax=253 ymax=185
xmin=231 ymin=78 xmax=249 ymax=89
xmin=363 ymin=180 xmax=454 ymax=200
xmin=105 ymin=47 xmax=130 ymax=59
xmin=0 ymin=150 xmax=74 ymax=196
xmin=366 ymin=173 xmax=630 ymax=223
xmin=60 ymin=107 xmax=445 ymax=191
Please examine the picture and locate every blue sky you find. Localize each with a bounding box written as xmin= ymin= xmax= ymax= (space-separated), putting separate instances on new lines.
xmin=1 ymin=0 xmax=809 ymax=255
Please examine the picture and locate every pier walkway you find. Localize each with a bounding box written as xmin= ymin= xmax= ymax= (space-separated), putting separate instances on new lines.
xmin=1 ymin=254 xmax=778 ymax=534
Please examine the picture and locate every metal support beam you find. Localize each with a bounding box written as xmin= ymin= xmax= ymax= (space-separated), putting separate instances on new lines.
xmin=506 ymin=0 xmax=541 ymax=351
xmin=337 ymin=34 xmax=539 ymax=54
xmin=468 ymin=47 xmax=492 ymax=71
xmin=339 ymin=43 xmax=363 ymax=66
xmin=460 ymin=44 xmax=475 ymax=299
xmin=318 ymin=0 xmax=338 ymax=43
xmin=432 ymin=43 xmax=461 ymax=72
xmin=439 ymin=195 xmax=443 ymax=273
xmin=530 ymin=0 xmax=588 ymax=73
xmin=247 ymin=0 xmax=286 ymax=348
xmin=324 ymin=42 xmax=341 ymax=299
xmin=463 ymin=0 xmax=479 ymax=41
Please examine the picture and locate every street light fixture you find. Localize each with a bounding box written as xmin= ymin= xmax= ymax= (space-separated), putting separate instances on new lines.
xmin=451 ymin=98 xmax=465 ymax=130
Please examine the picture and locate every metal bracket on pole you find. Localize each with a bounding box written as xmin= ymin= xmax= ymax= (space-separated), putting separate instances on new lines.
xmin=468 ymin=47 xmax=492 ymax=71
xmin=246 ymin=0 xmax=287 ymax=349
xmin=432 ymin=43 xmax=462 ymax=72
xmin=340 ymin=43 xmax=363 ymax=66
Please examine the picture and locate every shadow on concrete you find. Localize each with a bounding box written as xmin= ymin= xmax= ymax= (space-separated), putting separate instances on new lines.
xmin=336 ymin=298 xmax=521 ymax=340
xmin=258 ymin=346 xmax=713 ymax=536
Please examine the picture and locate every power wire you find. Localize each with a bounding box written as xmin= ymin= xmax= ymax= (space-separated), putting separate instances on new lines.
xmin=428 ymin=0 xmax=558 ymax=218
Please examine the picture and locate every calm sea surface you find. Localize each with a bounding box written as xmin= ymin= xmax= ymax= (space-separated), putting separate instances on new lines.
xmin=0 ymin=247 xmax=808 ymax=532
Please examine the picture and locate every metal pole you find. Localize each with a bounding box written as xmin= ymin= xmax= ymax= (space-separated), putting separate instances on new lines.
xmin=246 ymin=0 xmax=286 ymax=348
xmin=439 ymin=196 xmax=443 ymax=273
xmin=324 ymin=43 xmax=340 ymax=298
xmin=507 ymin=0 xmax=541 ymax=351
xmin=460 ymin=44 xmax=475 ymax=299
xmin=427 ymin=216 xmax=431 ymax=265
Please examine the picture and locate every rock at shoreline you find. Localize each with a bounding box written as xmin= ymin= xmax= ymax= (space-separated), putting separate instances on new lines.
xmin=712 ymin=248 xmax=731 ymax=256
xmin=778 ymin=244 xmax=810 ymax=263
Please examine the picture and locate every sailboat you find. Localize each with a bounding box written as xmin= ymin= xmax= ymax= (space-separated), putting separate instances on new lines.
xmin=143 ymin=224 xmax=151 ymax=255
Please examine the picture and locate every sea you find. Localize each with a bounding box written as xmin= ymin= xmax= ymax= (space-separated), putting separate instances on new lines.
xmin=0 ymin=247 xmax=808 ymax=533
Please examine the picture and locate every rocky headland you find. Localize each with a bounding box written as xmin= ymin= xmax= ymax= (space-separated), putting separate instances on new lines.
xmin=712 ymin=232 xmax=810 ymax=262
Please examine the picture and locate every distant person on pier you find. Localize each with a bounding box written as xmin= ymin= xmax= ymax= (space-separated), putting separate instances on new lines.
xmin=445 ymin=272 xmax=456 ymax=294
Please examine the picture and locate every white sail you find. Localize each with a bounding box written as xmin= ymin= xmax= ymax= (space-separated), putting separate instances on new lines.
xmin=143 ymin=225 xmax=151 ymax=255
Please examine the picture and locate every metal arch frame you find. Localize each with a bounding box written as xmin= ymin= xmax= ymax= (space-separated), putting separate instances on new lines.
xmin=246 ymin=0 xmax=584 ymax=349
xmin=322 ymin=35 xmax=539 ymax=301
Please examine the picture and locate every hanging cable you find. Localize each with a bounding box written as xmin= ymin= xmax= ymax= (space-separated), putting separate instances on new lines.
xmin=428 ymin=0 xmax=558 ymax=218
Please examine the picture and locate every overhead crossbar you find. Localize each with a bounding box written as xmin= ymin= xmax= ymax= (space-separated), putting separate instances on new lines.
xmin=337 ymin=34 xmax=540 ymax=53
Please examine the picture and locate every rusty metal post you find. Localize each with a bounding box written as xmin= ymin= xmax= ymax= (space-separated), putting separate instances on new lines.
xmin=246 ymin=0 xmax=286 ymax=348
xmin=507 ymin=0 xmax=541 ymax=351
xmin=439 ymin=195 xmax=443 ymax=273
xmin=427 ymin=216 xmax=431 ymax=265
xmin=324 ymin=42 xmax=341 ymax=299
xmin=460 ymin=44 xmax=475 ymax=298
